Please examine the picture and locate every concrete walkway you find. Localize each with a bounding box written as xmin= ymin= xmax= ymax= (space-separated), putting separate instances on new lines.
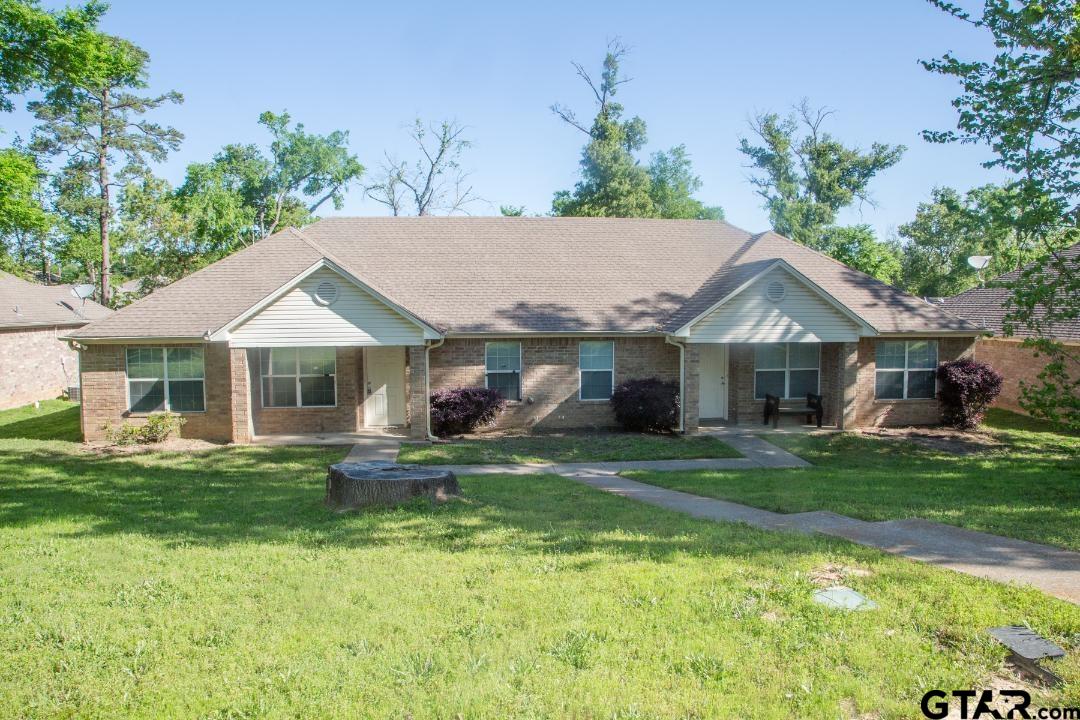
xmin=344 ymin=432 xmax=1080 ymax=604
xmin=571 ymin=474 xmax=1080 ymax=604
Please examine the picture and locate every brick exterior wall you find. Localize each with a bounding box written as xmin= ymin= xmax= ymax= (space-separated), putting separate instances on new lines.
xmin=0 ymin=326 xmax=81 ymax=410
xmin=973 ymin=337 xmax=1080 ymax=415
xmin=407 ymin=345 xmax=428 ymax=439
xmin=249 ymin=347 xmax=362 ymax=436
xmin=428 ymin=337 xmax=680 ymax=430
xmin=79 ymin=342 xmax=236 ymax=442
xmin=853 ymin=336 xmax=975 ymax=427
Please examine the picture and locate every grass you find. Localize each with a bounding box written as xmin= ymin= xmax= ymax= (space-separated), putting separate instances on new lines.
xmin=397 ymin=432 xmax=741 ymax=465
xmin=0 ymin=398 xmax=80 ymax=442
xmin=627 ymin=409 xmax=1080 ymax=551
xmin=0 ymin=403 xmax=1077 ymax=717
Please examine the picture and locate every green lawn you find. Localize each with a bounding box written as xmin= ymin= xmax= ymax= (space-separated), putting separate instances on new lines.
xmin=0 ymin=398 xmax=80 ymax=442
xmin=0 ymin=405 xmax=1077 ymax=717
xmin=398 ymin=432 xmax=741 ymax=465
xmin=627 ymin=409 xmax=1080 ymax=551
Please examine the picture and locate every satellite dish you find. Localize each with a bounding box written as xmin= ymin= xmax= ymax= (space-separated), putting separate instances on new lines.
xmin=71 ymin=284 xmax=96 ymax=300
xmin=967 ymin=255 xmax=992 ymax=270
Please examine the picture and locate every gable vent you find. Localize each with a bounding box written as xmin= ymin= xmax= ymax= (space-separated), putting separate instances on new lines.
xmin=313 ymin=279 xmax=340 ymax=306
xmin=765 ymin=280 xmax=786 ymax=303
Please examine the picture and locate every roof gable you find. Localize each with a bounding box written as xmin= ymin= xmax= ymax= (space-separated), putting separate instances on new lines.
xmin=215 ymin=260 xmax=441 ymax=345
xmin=674 ymin=261 xmax=871 ymax=342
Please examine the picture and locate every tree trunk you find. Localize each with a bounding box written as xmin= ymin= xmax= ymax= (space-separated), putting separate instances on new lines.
xmin=98 ymin=88 xmax=111 ymax=307
xmin=325 ymin=462 xmax=460 ymax=510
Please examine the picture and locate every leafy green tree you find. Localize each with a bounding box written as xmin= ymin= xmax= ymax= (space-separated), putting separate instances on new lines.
xmin=739 ymin=101 xmax=904 ymax=249
xmin=29 ymin=34 xmax=182 ymax=305
xmin=897 ymin=185 xmax=1043 ymax=297
xmin=179 ymin=111 xmax=364 ymax=248
xmin=551 ymin=42 xmax=720 ymax=219
xmin=818 ymin=224 xmax=902 ymax=285
xmin=499 ymin=205 xmax=525 ymax=217
xmin=0 ymin=0 xmax=105 ymax=115
xmin=0 ymin=148 xmax=50 ymax=273
xmin=925 ymin=0 xmax=1079 ymax=427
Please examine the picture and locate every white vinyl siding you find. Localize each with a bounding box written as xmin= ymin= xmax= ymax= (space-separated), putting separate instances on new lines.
xmin=230 ymin=267 xmax=425 ymax=347
xmin=687 ymin=267 xmax=862 ymax=343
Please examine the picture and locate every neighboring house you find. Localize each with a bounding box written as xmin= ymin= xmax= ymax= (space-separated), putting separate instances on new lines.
xmin=0 ymin=272 xmax=112 ymax=410
xmin=940 ymin=243 xmax=1080 ymax=415
xmin=66 ymin=217 xmax=981 ymax=443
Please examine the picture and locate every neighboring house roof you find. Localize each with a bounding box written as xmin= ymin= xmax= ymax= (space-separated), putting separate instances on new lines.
xmin=939 ymin=243 xmax=1080 ymax=342
xmin=70 ymin=217 xmax=978 ymax=340
xmin=0 ymin=272 xmax=112 ymax=330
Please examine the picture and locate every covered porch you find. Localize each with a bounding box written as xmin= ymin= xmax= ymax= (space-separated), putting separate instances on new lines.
xmin=229 ymin=345 xmax=432 ymax=443
xmin=686 ymin=341 xmax=856 ymax=431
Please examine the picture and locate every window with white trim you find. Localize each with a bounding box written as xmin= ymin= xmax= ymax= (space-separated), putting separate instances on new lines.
xmin=579 ymin=341 xmax=615 ymax=400
xmin=754 ymin=343 xmax=820 ymax=399
xmin=875 ymin=340 xmax=938 ymax=399
xmin=126 ymin=347 xmax=205 ymax=413
xmin=485 ymin=341 xmax=521 ymax=401
xmin=259 ymin=348 xmax=337 ymax=407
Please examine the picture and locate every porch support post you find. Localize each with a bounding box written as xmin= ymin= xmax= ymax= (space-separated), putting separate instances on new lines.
xmin=838 ymin=341 xmax=859 ymax=430
xmin=683 ymin=344 xmax=701 ymax=434
xmin=229 ymin=348 xmax=252 ymax=444
xmin=407 ymin=345 xmax=429 ymax=440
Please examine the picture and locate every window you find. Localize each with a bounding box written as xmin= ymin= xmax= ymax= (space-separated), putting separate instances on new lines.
xmin=875 ymin=340 xmax=938 ymax=399
xmin=579 ymin=341 xmax=614 ymax=400
xmin=126 ymin=347 xmax=205 ymax=413
xmin=260 ymin=348 xmax=337 ymax=407
xmin=485 ymin=342 xmax=521 ymax=401
xmin=754 ymin=343 xmax=820 ymax=399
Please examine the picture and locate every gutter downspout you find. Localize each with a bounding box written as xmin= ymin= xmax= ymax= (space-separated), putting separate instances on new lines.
xmin=424 ymin=338 xmax=445 ymax=441
xmin=665 ymin=336 xmax=685 ymax=434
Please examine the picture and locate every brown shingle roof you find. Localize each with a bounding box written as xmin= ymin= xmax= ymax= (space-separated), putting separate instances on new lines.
xmin=71 ymin=217 xmax=978 ymax=339
xmin=939 ymin=243 xmax=1080 ymax=342
xmin=0 ymin=272 xmax=111 ymax=329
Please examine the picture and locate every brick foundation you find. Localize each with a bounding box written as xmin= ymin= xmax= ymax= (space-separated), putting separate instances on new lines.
xmin=0 ymin=326 xmax=81 ymax=410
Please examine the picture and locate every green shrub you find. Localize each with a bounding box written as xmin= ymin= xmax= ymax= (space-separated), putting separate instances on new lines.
xmin=104 ymin=412 xmax=186 ymax=445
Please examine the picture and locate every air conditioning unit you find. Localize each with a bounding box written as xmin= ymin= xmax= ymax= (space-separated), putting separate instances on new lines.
xmin=66 ymin=385 xmax=81 ymax=402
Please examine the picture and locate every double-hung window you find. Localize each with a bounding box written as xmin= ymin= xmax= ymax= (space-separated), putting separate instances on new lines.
xmin=260 ymin=348 xmax=337 ymax=407
xmin=754 ymin=343 xmax=820 ymax=399
xmin=579 ymin=341 xmax=615 ymax=400
xmin=126 ymin=347 xmax=205 ymax=413
xmin=485 ymin=341 xmax=521 ymax=401
xmin=875 ymin=340 xmax=938 ymax=399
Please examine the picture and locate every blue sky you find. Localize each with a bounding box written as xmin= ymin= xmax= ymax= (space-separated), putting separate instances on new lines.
xmin=7 ymin=0 xmax=1005 ymax=238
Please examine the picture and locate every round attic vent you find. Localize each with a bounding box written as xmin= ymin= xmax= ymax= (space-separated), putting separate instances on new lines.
xmin=314 ymin=279 xmax=340 ymax=306
xmin=765 ymin=280 xmax=786 ymax=303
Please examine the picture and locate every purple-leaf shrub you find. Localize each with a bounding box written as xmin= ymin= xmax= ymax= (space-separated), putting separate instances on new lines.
xmin=610 ymin=378 xmax=680 ymax=434
xmin=936 ymin=359 xmax=1003 ymax=430
xmin=430 ymin=387 xmax=506 ymax=437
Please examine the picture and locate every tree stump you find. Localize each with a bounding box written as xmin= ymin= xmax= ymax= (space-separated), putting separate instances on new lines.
xmin=325 ymin=461 xmax=461 ymax=510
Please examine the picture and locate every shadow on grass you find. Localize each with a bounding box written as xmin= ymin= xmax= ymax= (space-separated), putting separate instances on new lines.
xmin=0 ymin=441 xmax=846 ymax=566
xmin=0 ymin=405 xmax=81 ymax=442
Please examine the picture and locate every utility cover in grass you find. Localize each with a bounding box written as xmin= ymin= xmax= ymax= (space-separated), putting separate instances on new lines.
xmin=813 ymin=586 xmax=878 ymax=611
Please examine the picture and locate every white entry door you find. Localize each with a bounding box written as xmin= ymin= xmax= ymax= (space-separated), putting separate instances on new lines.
xmin=363 ymin=347 xmax=406 ymax=427
xmin=698 ymin=344 xmax=728 ymax=420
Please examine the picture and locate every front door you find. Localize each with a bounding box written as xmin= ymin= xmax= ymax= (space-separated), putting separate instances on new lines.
xmin=363 ymin=347 xmax=406 ymax=427
xmin=698 ymin=344 xmax=728 ymax=420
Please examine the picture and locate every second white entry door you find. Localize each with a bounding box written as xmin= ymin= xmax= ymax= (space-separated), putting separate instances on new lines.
xmin=698 ymin=344 xmax=728 ymax=420
xmin=363 ymin=346 xmax=406 ymax=427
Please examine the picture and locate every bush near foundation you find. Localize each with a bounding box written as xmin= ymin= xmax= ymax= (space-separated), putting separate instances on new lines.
xmin=610 ymin=378 xmax=680 ymax=433
xmin=430 ymin=387 xmax=506 ymax=437
xmin=937 ymin=359 xmax=1003 ymax=430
